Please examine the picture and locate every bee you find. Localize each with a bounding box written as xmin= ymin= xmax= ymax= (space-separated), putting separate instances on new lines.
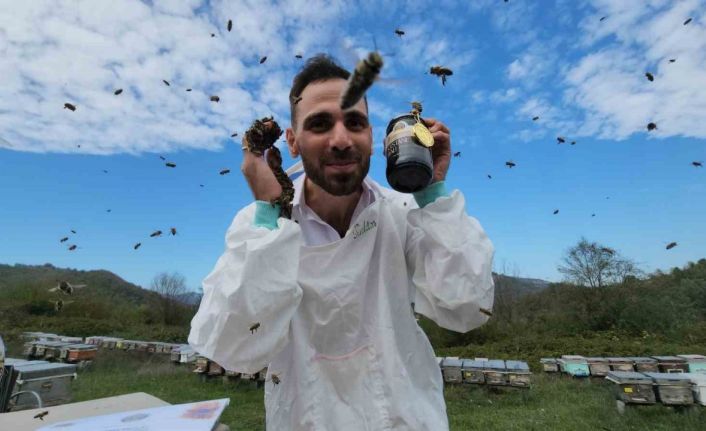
xmin=231 ymin=132 xmax=238 ymax=137
xmin=210 ymin=95 xmax=220 ymax=102
xmin=64 ymin=103 xmax=76 ymax=111
xmin=479 ymin=307 xmax=493 ymax=317
xmin=571 ymin=141 xmax=576 ymax=145
xmin=106 ymin=209 xmax=111 ymax=212
xmin=165 ymin=162 xmax=176 ymax=168
xmin=394 ymin=28 xmax=405 ymax=37
xmin=429 ymin=66 xmax=453 ymax=86
xmin=453 ymin=151 xmax=461 ymax=158
xmin=49 ymin=281 xmax=86 ymax=295
xmin=505 ymin=161 xmax=516 ymax=168
xmin=227 ymin=19 xmax=233 ymax=32
xmin=647 ymin=122 xmax=657 ymax=131
xmin=68 ymin=245 xmax=77 ymax=251
xmin=692 ymin=161 xmax=702 ymax=167
xmin=134 ymin=242 xmax=141 ymax=250
xmin=219 ymin=169 xmax=231 ymax=175
xmin=645 ymin=72 xmax=654 ymax=82
xmin=71 ymin=230 xmax=77 ymax=234
xmin=553 ymin=209 xmax=559 ymax=215
xmin=170 ymin=227 xmax=177 ymax=236
xmin=557 ymin=137 xmax=566 ymax=144
xmin=683 ymin=18 xmax=692 ymax=25
xmin=666 ymin=242 xmax=677 ymax=250
xmin=487 ymin=174 xmax=492 ymax=179
xmin=292 ymin=95 xmax=303 ymax=105
xmin=186 ymin=88 xmax=192 ymax=92
xmin=34 ymin=411 xmax=49 ymax=421
xmin=249 ymin=322 xmax=260 ymax=334
xmin=163 ymin=79 xmax=170 ymax=86
xmin=259 ymin=56 xmax=268 ymax=64
xmin=591 ymin=213 xmax=596 ymax=217
xmin=150 ymin=230 xmax=162 ymax=238
xmin=532 ymin=116 xmax=539 ymax=121
xmin=60 ymin=237 xmax=69 ymax=243
xmin=271 ymin=373 xmax=280 ymax=385
xmin=211 ymin=33 xmax=215 ymax=38
xmin=53 ymin=299 xmax=74 ymax=312
xmin=200 ymin=184 xmax=205 ymax=187
xmin=114 ymin=88 xmax=123 ymax=95
xmin=599 ymin=16 xmax=607 ymax=22
xmin=102 ymin=169 xmax=108 ymax=173
xmin=295 ymin=54 xmax=303 ymax=59
xmin=159 ymin=155 xmax=166 ymax=160
xmin=340 ymin=51 xmax=384 ymax=110
xmin=410 ymin=101 xmax=423 ymax=116
xmin=669 ymin=59 xmax=676 ymax=63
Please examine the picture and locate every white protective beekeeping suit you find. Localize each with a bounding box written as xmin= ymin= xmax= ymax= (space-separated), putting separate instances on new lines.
xmin=189 ymin=174 xmax=494 ymax=431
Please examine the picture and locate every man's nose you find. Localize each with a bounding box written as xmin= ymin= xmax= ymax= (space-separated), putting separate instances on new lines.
xmin=329 ymin=120 xmax=353 ymax=151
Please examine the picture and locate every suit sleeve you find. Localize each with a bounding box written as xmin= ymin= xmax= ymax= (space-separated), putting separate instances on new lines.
xmin=188 ymin=203 xmax=303 ymax=373
xmin=405 ymin=187 xmax=495 ymax=333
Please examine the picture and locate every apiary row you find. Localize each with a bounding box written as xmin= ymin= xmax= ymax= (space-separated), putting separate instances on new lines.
xmin=22 ymin=340 xmax=97 ymax=366
xmin=540 ymin=354 xmax=706 ymax=377
xmin=190 ymin=355 xmax=267 ymax=385
xmin=438 ymin=357 xmax=531 ymax=388
xmin=606 ymin=371 xmax=706 ymax=410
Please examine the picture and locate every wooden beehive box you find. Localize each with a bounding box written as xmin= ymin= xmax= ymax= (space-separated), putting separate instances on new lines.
xmin=505 ymin=360 xmax=531 ymax=388
xmin=483 ymin=360 xmax=508 ymax=386
xmin=685 ymin=373 xmax=706 ymax=406
xmin=63 ymin=344 xmax=98 ymax=363
xmin=651 ymin=356 xmax=689 ymax=373
xmin=22 ymin=341 xmax=41 ymax=358
xmin=605 ymin=371 xmax=656 ymax=405
xmin=441 ymin=358 xmax=464 ymax=384
xmin=558 ymin=355 xmax=590 ymax=377
xmin=585 ymin=357 xmax=610 ymax=377
xmin=461 ymin=359 xmax=485 ymax=384
xmin=644 ymin=372 xmax=694 ymax=405
xmin=59 ymin=336 xmax=83 ymax=344
xmin=628 ymin=357 xmax=659 ymax=373
xmin=41 ymin=341 xmax=73 ymax=361
xmin=677 ymin=355 xmax=706 ymax=374
xmin=10 ymin=362 xmax=77 ymax=411
xmin=540 ymin=358 xmax=559 ymax=373
xmin=607 ymin=357 xmax=634 ymax=372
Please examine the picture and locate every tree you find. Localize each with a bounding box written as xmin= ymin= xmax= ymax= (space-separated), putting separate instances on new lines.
xmin=150 ymin=272 xmax=188 ymax=325
xmin=558 ymin=238 xmax=642 ymax=288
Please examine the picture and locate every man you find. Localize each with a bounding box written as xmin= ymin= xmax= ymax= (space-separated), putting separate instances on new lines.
xmin=189 ymin=54 xmax=494 ymax=430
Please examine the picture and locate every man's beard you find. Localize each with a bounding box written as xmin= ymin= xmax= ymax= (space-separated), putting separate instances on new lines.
xmin=301 ymin=148 xmax=370 ymax=196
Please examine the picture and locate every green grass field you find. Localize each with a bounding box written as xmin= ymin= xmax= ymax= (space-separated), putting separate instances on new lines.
xmin=8 ymin=346 xmax=702 ymax=431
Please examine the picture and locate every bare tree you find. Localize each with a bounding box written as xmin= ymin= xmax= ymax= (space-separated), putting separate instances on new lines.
xmin=558 ymin=238 xmax=641 ymax=287
xmin=150 ymin=272 xmax=188 ymax=325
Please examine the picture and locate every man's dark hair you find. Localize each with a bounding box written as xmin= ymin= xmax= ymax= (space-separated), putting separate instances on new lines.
xmin=289 ymin=54 xmax=365 ymax=128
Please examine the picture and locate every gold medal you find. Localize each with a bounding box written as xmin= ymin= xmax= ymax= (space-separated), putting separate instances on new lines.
xmin=413 ymin=122 xmax=434 ymax=147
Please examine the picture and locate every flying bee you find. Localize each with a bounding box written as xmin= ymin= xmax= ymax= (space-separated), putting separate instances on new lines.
xmin=53 ymin=299 xmax=74 ymax=312
xmin=532 ymin=116 xmax=539 ymax=121
xmin=410 ymin=101 xmax=423 ymax=117
xmin=210 ymin=95 xmax=220 ymax=102
xmin=645 ymin=72 xmax=654 ymax=81
xmin=429 ymin=66 xmax=453 ymax=86
xmin=692 ymin=161 xmax=702 ymax=167
xmin=271 ymin=373 xmax=280 ymax=385
xmin=666 ymin=242 xmax=677 ymax=250
xmin=592 ymin=213 xmax=596 ymax=217
xmin=71 ymin=230 xmax=76 ymax=234
xmin=134 ymin=242 xmax=141 ymax=250
xmin=34 ymin=411 xmax=49 ymax=421
xmin=394 ymin=28 xmax=405 ymax=37
xmin=114 ymin=88 xmax=123 ymax=95
xmin=647 ymin=122 xmax=657 ymax=131
xmin=487 ymin=174 xmax=492 ymax=179
xmin=162 ymin=79 xmax=170 ymax=86
xmin=170 ymin=227 xmax=177 ymax=235
xmin=683 ymin=18 xmax=692 ymax=25
xmin=211 ymin=33 xmax=215 ymax=38
xmin=186 ymin=88 xmax=192 ymax=92
xmin=68 ymin=245 xmax=77 ymax=251
xmin=150 ymin=230 xmax=162 ymax=237
xmin=49 ymin=281 xmax=86 ymax=295
xmin=64 ymin=103 xmax=76 ymax=111
xmin=259 ymin=56 xmax=268 ymax=64
xmin=60 ymin=237 xmax=69 ymax=243
xmin=227 ymin=19 xmax=232 ymax=31
xmin=571 ymin=141 xmax=576 ymax=145
xmin=453 ymin=151 xmax=461 ymax=158
xmin=292 ymin=95 xmax=303 ymax=105
xmin=340 ymin=51 xmax=383 ymax=110
xmin=165 ymin=162 xmax=176 ymax=168
xmin=295 ymin=54 xmax=303 ymax=59
xmin=669 ymin=59 xmax=676 ymax=63
xmin=505 ymin=161 xmax=516 ymax=168
xmin=219 ymin=169 xmax=231 ymax=175
xmin=553 ymin=209 xmax=559 ymax=215
xmin=557 ymin=136 xmax=566 ymax=144
xmin=231 ymin=132 xmax=238 ymax=137
xmin=600 ymin=16 xmax=607 ymax=21
xmin=159 ymin=155 xmax=166 ymax=160
xmin=249 ymin=322 xmax=260 ymax=334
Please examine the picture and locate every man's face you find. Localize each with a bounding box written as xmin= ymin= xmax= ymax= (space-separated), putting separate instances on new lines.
xmin=286 ymin=79 xmax=372 ymax=196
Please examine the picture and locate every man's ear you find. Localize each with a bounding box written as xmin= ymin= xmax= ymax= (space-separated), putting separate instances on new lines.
xmin=286 ymin=128 xmax=299 ymax=158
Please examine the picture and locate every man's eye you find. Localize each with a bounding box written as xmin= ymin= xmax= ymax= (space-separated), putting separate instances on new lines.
xmin=309 ymin=119 xmax=330 ymax=131
xmin=346 ymin=117 xmax=368 ymax=130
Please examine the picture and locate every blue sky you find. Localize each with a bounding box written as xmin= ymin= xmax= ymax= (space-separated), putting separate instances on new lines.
xmin=1 ymin=0 xmax=704 ymax=290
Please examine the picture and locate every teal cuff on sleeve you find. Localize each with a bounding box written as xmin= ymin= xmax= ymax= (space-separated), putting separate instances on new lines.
xmin=254 ymin=201 xmax=281 ymax=230
xmin=413 ymin=181 xmax=449 ymax=208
